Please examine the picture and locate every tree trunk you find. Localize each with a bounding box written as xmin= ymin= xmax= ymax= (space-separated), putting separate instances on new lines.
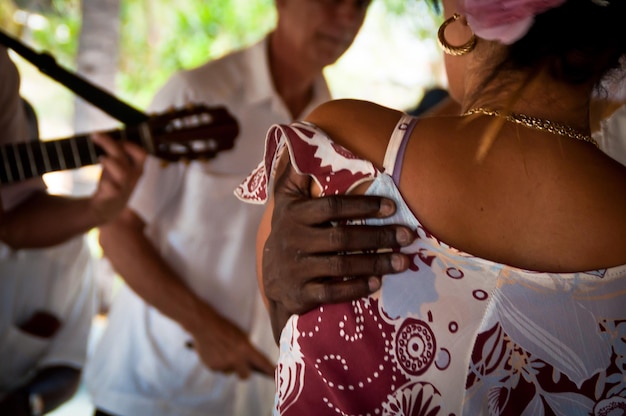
xmin=71 ymin=0 xmax=121 ymax=198
xmin=73 ymin=0 xmax=121 ymax=134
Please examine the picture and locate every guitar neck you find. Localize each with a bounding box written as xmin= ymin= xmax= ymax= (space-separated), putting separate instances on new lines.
xmin=0 ymin=125 xmax=142 ymax=185
xmin=0 ymin=105 xmax=240 ymax=186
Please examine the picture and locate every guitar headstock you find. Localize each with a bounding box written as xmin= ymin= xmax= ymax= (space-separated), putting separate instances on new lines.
xmin=140 ymin=104 xmax=239 ymax=162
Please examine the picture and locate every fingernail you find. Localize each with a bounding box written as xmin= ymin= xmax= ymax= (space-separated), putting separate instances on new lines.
xmin=391 ymin=253 xmax=407 ymax=271
xmin=396 ymin=227 xmax=414 ymax=246
xmin=368 ymin=276 xmax=381 ymax=292
xmin=379 ymin=198 xmax=395 ymax=217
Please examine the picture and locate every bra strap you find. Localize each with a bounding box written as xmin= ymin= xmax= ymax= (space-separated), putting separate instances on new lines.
xmin=382 ymin=114 xmax=418 ymax=185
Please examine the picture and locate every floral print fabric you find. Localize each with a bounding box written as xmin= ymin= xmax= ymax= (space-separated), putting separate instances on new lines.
xmin=235 ymin=120 xmax=626 ymax=416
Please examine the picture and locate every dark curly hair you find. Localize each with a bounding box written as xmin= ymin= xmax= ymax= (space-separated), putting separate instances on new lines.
xmin=499 ymin=0 xmax=626 ymax=88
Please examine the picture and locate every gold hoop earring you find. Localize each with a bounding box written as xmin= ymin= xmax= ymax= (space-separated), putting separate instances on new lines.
xmin=437 ymin=13 xmax=477 ymax=56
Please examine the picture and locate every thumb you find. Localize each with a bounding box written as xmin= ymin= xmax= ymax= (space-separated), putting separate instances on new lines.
xmin=274 ymin=159 xmax=313 ymax=200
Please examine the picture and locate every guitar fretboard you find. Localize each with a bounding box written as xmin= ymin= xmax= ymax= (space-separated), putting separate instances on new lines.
xmin=0 ymin=105 xmax=239 ymax=185
xmin=0 ymin=128 xmax=131 ymax=185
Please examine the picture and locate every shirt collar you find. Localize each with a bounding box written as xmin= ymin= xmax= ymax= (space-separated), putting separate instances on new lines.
xmin=243 ymin=35 xmax=332 ymax=118
xmin=244 ymin=36 xmax=274 ymax=106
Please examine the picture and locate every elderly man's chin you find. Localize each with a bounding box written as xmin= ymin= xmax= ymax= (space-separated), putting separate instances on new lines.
xmin=315 ymin=40 xmax=353 ymax=66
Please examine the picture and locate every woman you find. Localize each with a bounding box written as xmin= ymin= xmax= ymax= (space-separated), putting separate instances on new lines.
xmin=237 ymin=0 xmax=626 ymax=414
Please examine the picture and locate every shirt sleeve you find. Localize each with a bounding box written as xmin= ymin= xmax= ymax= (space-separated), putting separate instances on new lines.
xmin=128 ymin=154 xmax=185 ymax=224
xmin=129 ymin=71 xmax=208 ymax=224
xmin=598 ymin=104 xmax=626 ymax=167
xmin=234 ymin=121 xmax=379 ymax=204
xmin=148 ymin=70 xmax=219 ymax=113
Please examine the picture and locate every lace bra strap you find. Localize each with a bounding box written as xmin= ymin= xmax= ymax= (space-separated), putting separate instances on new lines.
xmin=382 ymin=114 xmax=418 ymax=185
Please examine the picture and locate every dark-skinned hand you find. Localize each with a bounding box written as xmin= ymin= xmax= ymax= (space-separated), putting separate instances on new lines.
xmin=262 ymin=162 xmax=415 ymax=342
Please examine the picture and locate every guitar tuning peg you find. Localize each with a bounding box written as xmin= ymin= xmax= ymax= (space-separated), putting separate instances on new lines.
xmin=186 ymin=103 xmax=195 ymax=110
xmin=160 ymin=160 xmax=170 ymax=168
xmin=182 ymin=158 xmax=190 ymax=166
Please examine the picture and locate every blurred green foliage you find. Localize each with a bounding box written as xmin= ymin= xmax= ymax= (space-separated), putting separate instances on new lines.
xmin=1 ymin=0 xmax=81 ymax=65
xmin=3 ymin=0 xmax=276 ymax=107
xmin=3 ymin=0 xmax=438 ymax=108
xmin=383 ymin=0 xmax=441 ymax=39
xmin=118 ymin=0 xmax=276 ymax=105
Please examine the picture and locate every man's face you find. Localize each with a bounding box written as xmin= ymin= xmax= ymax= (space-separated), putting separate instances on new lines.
xmin=276 ymin=0 xmax=371 ymax=68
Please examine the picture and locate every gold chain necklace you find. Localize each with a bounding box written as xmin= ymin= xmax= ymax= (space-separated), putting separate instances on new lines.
xmin=463 ymin=107 xmax=599 ymax=148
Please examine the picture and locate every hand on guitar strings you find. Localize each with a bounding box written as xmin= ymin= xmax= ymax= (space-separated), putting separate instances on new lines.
xmin=89 ymin=133 xmax=146 ymax=224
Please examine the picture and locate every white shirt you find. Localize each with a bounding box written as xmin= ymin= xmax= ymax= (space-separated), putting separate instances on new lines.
xmin=0 ymin=48 xmax=94 ymax=398
xmin=0 ymin=236 xmax=95 ymax=395
xmin=85 ymin=35 xmax=332 ymax=416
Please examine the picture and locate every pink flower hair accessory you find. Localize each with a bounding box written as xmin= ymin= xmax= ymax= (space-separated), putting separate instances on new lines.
xmin=461 ymin=0 xmax=566 ymax=44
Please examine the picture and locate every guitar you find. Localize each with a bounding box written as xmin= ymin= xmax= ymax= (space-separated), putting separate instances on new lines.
xmin=0 ymin=104 xmax=239 ymax=185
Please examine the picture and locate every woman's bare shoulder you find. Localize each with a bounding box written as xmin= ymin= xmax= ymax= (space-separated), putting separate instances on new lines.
xmin=305 ymin=99 xmax=401 ymax=127
xmin=304 ymin=99 xmax=404 ymax=168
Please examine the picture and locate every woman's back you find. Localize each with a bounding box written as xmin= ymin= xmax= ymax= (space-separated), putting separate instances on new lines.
xmin=241 ymin=106 xmax=626 ymax=414
xmin=309 ymin=99 xmax=626 ymax=273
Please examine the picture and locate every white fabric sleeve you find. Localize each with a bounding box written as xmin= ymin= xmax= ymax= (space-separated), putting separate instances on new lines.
xmin=128 ymin=71 xmax=210 ymax=224
xmin=148 ymin=71 xmax=209 ymax=113
xmin=127 ymin=155 xmax=185 ymax=224
xmin=598 ymin=104 xmax=626 ymax=167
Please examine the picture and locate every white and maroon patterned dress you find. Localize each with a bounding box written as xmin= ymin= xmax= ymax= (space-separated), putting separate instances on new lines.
xmin=235 ymin=115 xmax=626 ymax=416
